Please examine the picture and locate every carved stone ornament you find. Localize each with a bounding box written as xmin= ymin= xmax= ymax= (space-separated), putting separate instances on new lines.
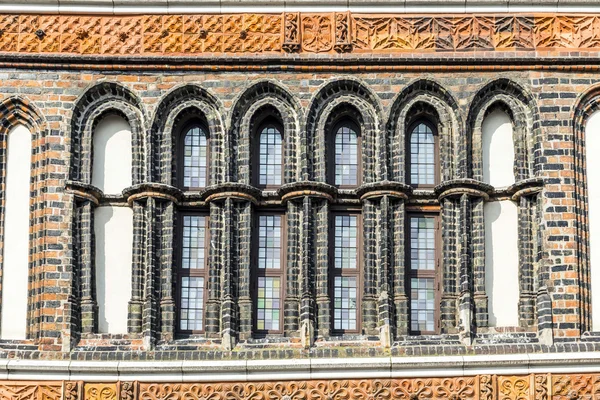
xmin=334 ymin=12 xmax=352 ymax=52
xmin=282 ymin=12 xmax=300 ymax=52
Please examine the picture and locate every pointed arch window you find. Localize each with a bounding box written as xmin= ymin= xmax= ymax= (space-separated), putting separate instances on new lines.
xmin=408 ymin=121 xmax=438 ymax=187
xmin=330 ymin=121 xmax=361 ymax=187
xmin=181 ymin=123 xmax=209 ymax=189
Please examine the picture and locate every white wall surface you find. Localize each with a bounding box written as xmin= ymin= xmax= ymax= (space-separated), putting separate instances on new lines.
xmin=482 ymin=110 xmax=515 ymax=188
xmin=588 ymin=111 xmax=600 ymax=331
xmin=94 ymin=206 xmax=133 ymax=334
xmin=484 ymin=200 xmax=520 ymax=327
xmin=92 ymin=115 xmax=132 ymax=195
xmin=1 ymin=125 xmax=31 ymax=339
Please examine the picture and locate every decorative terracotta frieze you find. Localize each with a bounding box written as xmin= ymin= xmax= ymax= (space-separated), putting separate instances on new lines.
xmin=1 ymin=374 xmax=600 ymax=399
xmin=2 ymin=14 xmax=600 ymax=56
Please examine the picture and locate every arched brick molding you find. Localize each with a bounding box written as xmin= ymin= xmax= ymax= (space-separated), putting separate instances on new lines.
xmin=69 ymin=82 xmax=146 ymax=186
xmin=228 ymin=80 xmax=301 ymax=184
xmin=467 ymin=79 xmax=542 ymax=331
xmin=467 ymin=78 xmax=539 ymax=182
xmin=388 ymin=79 xmax=462 ymax=183
xmin=0 ymin=97 xmax=48 ymax=341
xmin=306 ymin=78 xmax=383 ymax=183
xmin=151 ymin=84 xmax=224 ymax=186
xmin=573 ymin=84 xmax=600 ymax=333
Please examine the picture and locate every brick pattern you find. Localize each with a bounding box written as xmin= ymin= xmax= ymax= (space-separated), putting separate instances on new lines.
xmin=0 ymin=65 xmax=595 ymax=358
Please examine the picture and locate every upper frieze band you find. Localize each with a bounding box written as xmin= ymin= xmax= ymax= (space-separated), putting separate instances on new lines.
xmin=2 ymin=13 xmax=600 ymax=57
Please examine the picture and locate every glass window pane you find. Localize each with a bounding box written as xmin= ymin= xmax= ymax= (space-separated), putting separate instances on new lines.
xmin=410 ymin=278 xmax=435 ymax=332
xmin=179 ymin=277 xmax=205 ymax=331
xmin=259 ymin=126 xmax=283 ymax=186
xmin=334 ymin=125 xmax=359 ymax=186
xmin=182 ymin=215 xmax=206 ymax=270
xmin=183 ymin=126 xmax=208 ymax=188
xmin=334 ymin=215 xmax=358 ymax=270
xmin=258 ymin=215 xmax=282 ymax=270
xmin=409 ymin=123 xmax=435 ymax=185
xmin=410 ymin=217 xmax=435 ymax=271
xmin=333 ymin=276 xmax=357 ymax=331
xmin=256 ymin=277 xmax=281 ymax=331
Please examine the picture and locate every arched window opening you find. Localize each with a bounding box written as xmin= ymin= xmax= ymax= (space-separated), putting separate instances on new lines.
xmin=587 ymin=111 xmax=600 ymax=331
xmin=0 ymin=124 xmax=32 ymax=340
xmin=181 ymin=124 xmax=208 ymax=190
xmin=92 ymin=114 xmax=134 ymax=334
xmin=408 ymin=121 xmax=437 ymax=187
xmin=482 ymin=109 xmax=515 ymax=187
xmin=258 ymin=124 xmax=283 ymax=187
xmin=332 ymin=122 xmax=360 ymax=187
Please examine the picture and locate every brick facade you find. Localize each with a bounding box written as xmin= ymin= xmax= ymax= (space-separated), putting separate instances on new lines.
xmin=0 ymin=8 xmax=598 ymax=399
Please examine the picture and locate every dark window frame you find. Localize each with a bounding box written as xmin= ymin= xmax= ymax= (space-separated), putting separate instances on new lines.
xmin=329 ymin=207 xmax=363 ymax=335
xmin=327 ymin=119 xmax=362 ymax=189
xmin=251 ymin=209 xmax=287 ymax=336
xmin=252 ymin=118 xmax=285 ymax=190
xmin=177 ymin=120 xmax=210 ymax=191
xmin=175 ymin=211 xmax=210 ymax=335
xmin=405 ymin=209 xmax=442 ymax=335
xmin=406 ymin=119 xmax=440 ymax=189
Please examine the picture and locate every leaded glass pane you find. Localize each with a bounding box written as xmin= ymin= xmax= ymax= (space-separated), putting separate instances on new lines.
xmin=335 ymin=125 xmax=359 ymax=186
xmin=258 ymin=215 xmax=281 ymax=269
xmin=334 ymin=215 xmax=357 ymax=269
xmin=409 ymin=123 xmax=435 ymax=185
xmin=333 ymin=276 xmax=357 ymax=330
xmin=180 ymin=276 xmax=205 ymax=331
xmin=182 ymin=215 xmax=206 ymax=270
xmin=259 ymin=126 xmax=283 ymax=186
xmin=410 ymin=217 xmax=435 ymax=271
xmin=256 ymin=277 xmax=281 ymax=331
xmin=410 ymin=278 xmax=435 ymax=332
xmin=183 ymin=126 xmax=208 ymax=188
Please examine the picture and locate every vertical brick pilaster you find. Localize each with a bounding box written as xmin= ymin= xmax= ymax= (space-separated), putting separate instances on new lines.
xmin=159 ymin=201 xmax=175 ymax=341
xmin=392 ymin=199 xmax=408 ymax=337
xmin=79 ymin=201 xmax=97 ymax=335
xmin=314 ymin=198 xmax=329 ymax=339
xmin=377 ymin=195 xmax=392 ymax=347
xmin=441 ymin=197 xmax=458 ymax=334
xmin=301 ymin=196 xmax=316 ymax=346
xmin=128 ymin=201 xmax=144 ymax=334
xmin=519 ymin=195 xmax=536 ymax=328
xmin=472 ymin=197 xmax=488 ymax=328
xmin=237 ymin=200 xmax=252 ymax=342
xmin=362 ymin=199 xmax=377 ymax=335
xmin=221 ymin=198 xmax=238 ymax=347
xmin=284 ymin=200 xmax=300 ymax=336
xmin=206 ymin=202 xmax=222 ymax=337
xmin=458 ymin=194 xmax=473 ymax=344
xmin=142 ymin=198 xmax=158 ymax=348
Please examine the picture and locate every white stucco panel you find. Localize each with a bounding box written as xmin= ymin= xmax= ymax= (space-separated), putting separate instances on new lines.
xmin=94 ymin=206 xmax=133 ymax=334
xmin=484 ymin=200 xmax=519 ymax=327
xmin=92 ymin=115 xmax=132 ymax=195
xmin=587 ymin=111 xmax=600 ymax=331
xmin=1 ymin=125 xmax=32 ymax=340
xmin=482 ymin=110 xmax=516 ymax=188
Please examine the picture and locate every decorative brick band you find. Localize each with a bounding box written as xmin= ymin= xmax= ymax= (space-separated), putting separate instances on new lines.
xmin=0 ymin=373 xmax=597 ymax=399
xmin=126 ymin=191 xmax=178 ymax=206
xmin=3 ymin=13 xmax=600 ymax=57
xmin=204 ymin=191 xmax=258 ymax=204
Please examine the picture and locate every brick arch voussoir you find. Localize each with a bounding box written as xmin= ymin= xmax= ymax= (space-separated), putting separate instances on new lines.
xmin=314 ymin=96 xmax=379 ymax=184
xmin=306 ymin=79 xmax=383 ymax=182
xmin=467 ymin=78 xmax=539 ymax=180
xmin=70 ymin=82 xmax=146 ymax=185
xmin=228 ymin=80 xmax=301 ymax=183
xmin=390 ymin=92 xmax=458 ymax=183
xmin=571 ymin=84 xmax=600 ymax=333
xmin=151 ymin=84 xmax=224 ymax=185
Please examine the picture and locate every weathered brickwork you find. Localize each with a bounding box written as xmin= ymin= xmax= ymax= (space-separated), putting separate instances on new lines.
xmin=0 ymin=11 xmax=596 ymax=371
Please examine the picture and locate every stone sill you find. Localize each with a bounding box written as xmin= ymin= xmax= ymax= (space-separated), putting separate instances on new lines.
xmin=0 ymin=353 xmax=599 ymax=381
